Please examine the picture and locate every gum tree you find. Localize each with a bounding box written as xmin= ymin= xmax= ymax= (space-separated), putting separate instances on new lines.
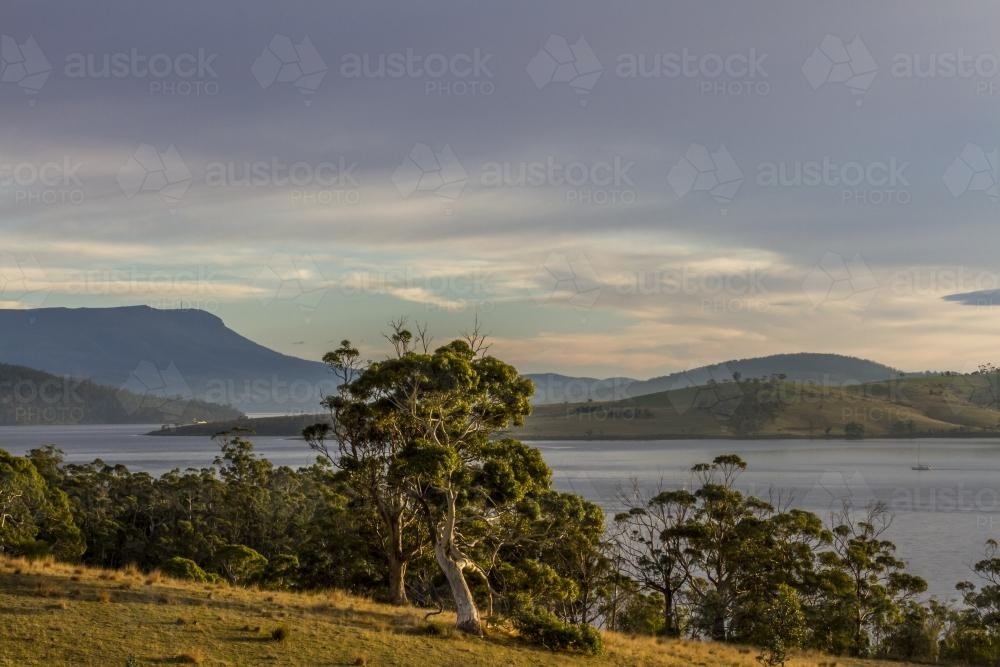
xmin=305 ymin=334 xmax=425 ymax=605
xmin=310 ymin=323 xmax=540 ymax=634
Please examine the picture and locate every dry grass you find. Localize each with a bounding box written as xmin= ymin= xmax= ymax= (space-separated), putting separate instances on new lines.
xmin=0 ymin=555 xmax=915 ymax=667
xmin=513 ymin=375 xmax=1000 ymax=440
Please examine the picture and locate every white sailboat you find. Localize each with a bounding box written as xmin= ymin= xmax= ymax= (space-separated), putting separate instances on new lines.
xmin=912 ymin=444 xmax=931 ymax=471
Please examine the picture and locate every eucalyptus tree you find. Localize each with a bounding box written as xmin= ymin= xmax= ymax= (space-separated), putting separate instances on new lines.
xmin=821 ymin=502 xmax=927 ymax=656
xmin=613 ymin=481 xmax=697 ymax=636
xmin=304 ymin=332 xmax=427 ymax=605
xmin=309 ymin=322 xmax=542 ymax=635
xmin=0 ymin=449 xmax=83 ymax=560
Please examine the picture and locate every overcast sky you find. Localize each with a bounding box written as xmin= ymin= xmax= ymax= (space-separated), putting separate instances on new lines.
xmin=1 ymin=0 xmax=998 ymax=377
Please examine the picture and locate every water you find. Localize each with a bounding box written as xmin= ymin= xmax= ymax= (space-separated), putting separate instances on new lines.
xmin=3 ymin=424 xmax=998 ymax=601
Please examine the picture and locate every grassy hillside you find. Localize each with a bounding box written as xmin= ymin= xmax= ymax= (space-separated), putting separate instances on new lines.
xmin=151 ymin=374 xmax=1000 ymax=441
xmin=0 ymin=555 xmax=912 ymax=667
xmin=510 ymin=374 xmax=1000 ymax=440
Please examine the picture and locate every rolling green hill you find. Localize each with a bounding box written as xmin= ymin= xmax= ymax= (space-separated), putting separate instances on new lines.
xmin=155 ymin=373 xmax=1000 ymax=441
xmin=509 ymin=374 xmax=1000 ymax=440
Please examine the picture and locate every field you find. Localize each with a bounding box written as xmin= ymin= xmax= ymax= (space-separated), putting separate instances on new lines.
xmin=153 ymin=375 xmax=1000 ymax=442
xmin=0 ymin=556 xmax=915 ymax=667
xmin=509 ymin=375 xmax=1000 ymax=440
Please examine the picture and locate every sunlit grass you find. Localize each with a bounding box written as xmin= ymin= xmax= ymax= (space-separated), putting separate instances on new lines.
xmin=0 ymin=555 xmax=914 ymax=666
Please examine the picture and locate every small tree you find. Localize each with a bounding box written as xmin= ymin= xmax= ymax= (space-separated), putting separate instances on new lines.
xmin=756 ymin=584 xmax=807 ymax=666
xmin=305 ymin=335 xmax=426 ymax=605
xmin=821 ymin=502 xmax=927 ymax=656
xmin=215 ymin=544 xmax=268 ymax=585
xmin=844 ymin=422 xmax=865 ymax=440
xmin=613 ymin=481 xmax=696 ymax=636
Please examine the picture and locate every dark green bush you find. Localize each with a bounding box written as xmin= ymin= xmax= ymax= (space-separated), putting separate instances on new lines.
xmin=160 ymin=556 xmax=209 ymax=583
xmin=511 ymin=606 xmax=602 ymax=655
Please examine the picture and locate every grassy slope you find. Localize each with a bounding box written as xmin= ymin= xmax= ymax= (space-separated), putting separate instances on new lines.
xmin=510 ymin=376 xmax=1000 ymax=440
xmin=0 ymin=556 xmax=911 ymax=667
xmin=150 ymin=375 xmax=1000 ymax=441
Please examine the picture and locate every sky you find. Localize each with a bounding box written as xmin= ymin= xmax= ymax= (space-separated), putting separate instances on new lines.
xmin=1 ymin=0 xmax=998 ymax=378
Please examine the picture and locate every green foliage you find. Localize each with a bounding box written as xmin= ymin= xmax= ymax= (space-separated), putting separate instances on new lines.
xmin=844 ymin=421 xmax=865 ymax=439
xmin=939 ymin=539 xmax=1000 ymax=663
xmin=820 ymin=502 xmax=927 ymax=656
xmin=0 ymin=448 xmax=84 ymax=560
xmin=511 ymin=605 xmax=603 ymax=655
xmin=160 ymin=557 xmax=210 ymax=583
xmin=311 ymin=323 xmax=545 ymax=635
xmin=215 ymin=544 xmax=268 ymax=585
xmin=615 ymin=591 xmax=666 ymax=636
xmin=754 ymin=584 xmax=807 ymax=667
xmin=730 ymin=376 xmax=788 ymax=435
xmin=879 ymin=599 xmax=943 ymax=663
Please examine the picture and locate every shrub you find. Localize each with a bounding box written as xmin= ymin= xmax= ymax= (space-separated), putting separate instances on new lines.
xmin=215 ymin=544 xmax=268 ymax=586
xmin=160 ymin=557 xmax=209 ymax=583
xmin=270 ymin=625 xmax=289 ymax=642
xmin=511 ymin=606 xmax=602 ymax=655
xmin=844 ymin=422 xmax=865 ymax=440
xmin=754 ymin=584 xmax=806 ymax=667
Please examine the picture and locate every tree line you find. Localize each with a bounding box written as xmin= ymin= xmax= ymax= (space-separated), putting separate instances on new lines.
xmin=3 ymin=324 xmax=1000 ymax=662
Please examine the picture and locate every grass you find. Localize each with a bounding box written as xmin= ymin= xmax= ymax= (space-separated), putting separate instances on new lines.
xmin=0 ymin=555 xmax=919 ymax=667
xmin=156 ymin=375 xmax=1000 ymax=442
xmin=509 ymin=376 xmax=1000 ymax=440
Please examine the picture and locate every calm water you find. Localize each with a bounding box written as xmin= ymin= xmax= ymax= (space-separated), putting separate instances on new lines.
xmin=4 ymin=424 xmax=1000 ymax=601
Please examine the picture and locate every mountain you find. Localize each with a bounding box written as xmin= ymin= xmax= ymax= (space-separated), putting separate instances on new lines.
xmin=0 ymin=306 xmax=336 ymax=414
xmin=0 ymin=362 xmax=241 ymax=425
xmin=527 ymin=353 xmax=904 ymax=404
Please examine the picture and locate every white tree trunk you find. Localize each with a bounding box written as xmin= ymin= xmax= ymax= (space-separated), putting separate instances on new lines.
xmin=433 ymin=487 xmax=483 ymax=636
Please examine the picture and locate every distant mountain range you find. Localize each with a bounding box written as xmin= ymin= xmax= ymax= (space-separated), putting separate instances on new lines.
xmin=527 ymin=353 xmax=905 ymax=404
xmin=0 ymin=306 xmax=915 ymax=421
xmin=0 ymin=362 xmax=240 ymax=425
xmin=0 ymin=306 xmax=335 ymax=414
